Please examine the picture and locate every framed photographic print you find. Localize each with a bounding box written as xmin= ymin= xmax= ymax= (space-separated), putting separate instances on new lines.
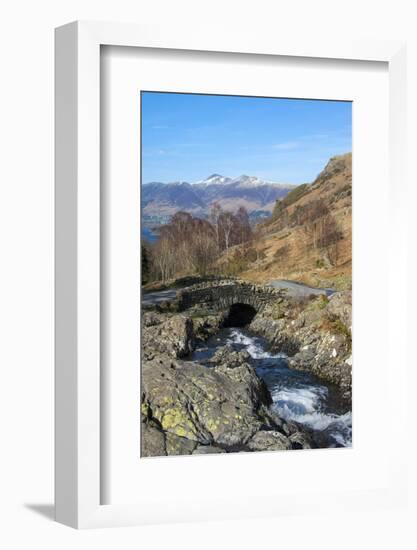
xmin=55 ymin=21 xmax=408 ymax=528
xmin=139 ymin=91 xmax=353 ymax=456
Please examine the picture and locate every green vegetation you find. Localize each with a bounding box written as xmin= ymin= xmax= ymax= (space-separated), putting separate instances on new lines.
xmin=332 ymin=318 xmax=351 ymax=339
xmin=306 ymin=294 xmax=329 ymax=311
xmin=280 ymin=183 xmax=310 ymax=208
xmin=321 ymin=273 xmax=352 ymax=292
xmin=141 ymin=244 xmax=151 ymax=285
xmin=272 ymin=183 xmax=309 ymax=213
xmin=223 ymin=247 xmax=265 ymax=276
xmin=321 ymin=313 xmax=352 ymax=350
xmin=268 ymin=183 xmax=309 ymax=220
xmin=270 ymin=301 xmax=286 ymax=320
xmin=262 ymin=184 xmax=309 ymax=227
xmin=223 ymin=255 xmax=250 ymax=277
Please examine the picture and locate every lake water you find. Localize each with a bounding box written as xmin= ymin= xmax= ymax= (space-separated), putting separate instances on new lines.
xmin=142 ymin=226 xmax=158 ymax=243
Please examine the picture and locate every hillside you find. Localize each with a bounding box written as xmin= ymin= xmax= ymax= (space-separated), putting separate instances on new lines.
xmin=142 ymin=174 xmax=296 ymax=223
xmin=219 ymin=153 xmax=352 ymax=290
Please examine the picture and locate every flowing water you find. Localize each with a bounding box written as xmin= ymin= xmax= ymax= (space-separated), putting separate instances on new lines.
xmin=192 ymin=327 xmax=352 ymax=448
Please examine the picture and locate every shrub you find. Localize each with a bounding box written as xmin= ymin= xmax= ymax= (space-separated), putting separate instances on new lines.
xmin=274 ymin=243 xmax=291 ymax=260
xmin=321 ymin=313 xmax=352 ymax=350
xmin=268 ymin=184 xmax=309 ymax=226
xmin=270 ymin=302 xmax=286 ymax=320
xmin=277 ymin=231 xmax=291 ymax=241
xmin=243 ymin=247 xmax=258 ymax=263
xmin=332 ymin=317 xmax=351 ymax=339
xmin=280 ymin=184 xmax=309 ymax=209
xmin=223 ymin=252 xmax=249 ymax=276
xmin=307 ymin=294 xmax=329 ymax=311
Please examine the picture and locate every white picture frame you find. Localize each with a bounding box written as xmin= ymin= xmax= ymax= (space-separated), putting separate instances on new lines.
xmin=55 ymin=21 xmax=407 ymax=529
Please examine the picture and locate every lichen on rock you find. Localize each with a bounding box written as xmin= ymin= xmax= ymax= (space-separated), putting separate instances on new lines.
xmin=142 ymin=313 xmax=195 ymax=359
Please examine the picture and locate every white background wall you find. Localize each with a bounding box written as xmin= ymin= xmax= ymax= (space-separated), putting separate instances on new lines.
xmin=0 ymin=0 xmax=416 ymax=548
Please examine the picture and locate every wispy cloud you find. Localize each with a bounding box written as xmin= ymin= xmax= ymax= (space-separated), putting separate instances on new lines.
xmin=272 ymin=141 xmax=300 ymax=151
xmin=142 ymin=92 xmax=352 ymax=183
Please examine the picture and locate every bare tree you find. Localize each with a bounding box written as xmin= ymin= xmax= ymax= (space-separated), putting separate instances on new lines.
xmin=251 ymin=225 xmax=264 ymax=265
xmin=151 ymin=237 xmax=177 ymax=282
xmin=189 ymin=230 xmax=218 ymax=275
xmin=209 ymin=202 xmax=222 ymax=249
xmin=219 ymin=211 xmax=235 ymax=253
xmin=150 ymin=210 xmax=220 ymax=280
xmin=235 ymin=206 xmax=252 ymax=245
xmin=301 ymin=202 xmax=342 ymax=265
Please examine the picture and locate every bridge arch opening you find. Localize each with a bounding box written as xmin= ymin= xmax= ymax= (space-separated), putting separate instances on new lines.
xmin=222 ymin=303 xmax=257 ymax=328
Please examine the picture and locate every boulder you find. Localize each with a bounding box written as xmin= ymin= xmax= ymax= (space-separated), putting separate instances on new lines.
xmin=165 ymin=432 xmax=197 ymax=456
xmin=208 ymin=345 xmax=252 ymax=369
xmin=141 ymin=356 xmax=273 ymax=450
xmin=141 ymin=417 xmax=166 ymax=457
xmin=191 ymin=312 xmax=224 ymax=341
xmin=327 ymin=291 xmax=352 ymax=328
xmin=289 ymin=431 xmax=312 ymax=449
xmin=248 ymin=430 xmax=292 ymax=451
xmin=142 ymin=314 xmax=195 ymax=359
xmin=142 ymin=311 xmax=164 ymax=328
xmin=193 ymin=445 xmax=227 ymax=455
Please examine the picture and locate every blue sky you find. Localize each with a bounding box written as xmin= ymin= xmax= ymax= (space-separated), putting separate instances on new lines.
xmin=141 ymin=92 xmax=351 ymax=185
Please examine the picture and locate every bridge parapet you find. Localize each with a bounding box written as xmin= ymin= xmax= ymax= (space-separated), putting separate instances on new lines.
xmin=176 ymin=279 xmax=285 ymax=313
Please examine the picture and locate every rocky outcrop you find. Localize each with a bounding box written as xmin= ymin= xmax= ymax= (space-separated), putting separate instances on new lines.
xmin=140 ymin=283 xmax=352 ymax=456
xmin=141 ymin=417 xmax=167 ymax=457
xmin=141 ymin=355 xmax=271 ymax=447
xmin=142 ymin=312 xmax=195 ymax=360
xmin=141 ymin=338 xmax=311 ymax=456
xmin=248 ymin=430 xmax=291 ymax=451
xmin=326 ymin=290 xmax=352 ymax=328
xmin=193 ymin=444 xmax=227 ymax=455
xmin=189 ymin=312 xmax=224 ymax=342
xmin=208 ymin=345 xmax=252 ymax=370
xmin=250 ymin=292 xmax=352 ymax=401
xmin=142 ymin=309 xmax=225 ymax=361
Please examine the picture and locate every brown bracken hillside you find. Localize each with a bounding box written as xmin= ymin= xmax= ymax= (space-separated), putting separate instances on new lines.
xmin=220 ymin=153 xmax=352 ymax=290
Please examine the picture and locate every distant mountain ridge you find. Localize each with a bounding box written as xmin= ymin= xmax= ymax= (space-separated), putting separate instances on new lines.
xmin=142 ymin=174 xmax=297 ymax=222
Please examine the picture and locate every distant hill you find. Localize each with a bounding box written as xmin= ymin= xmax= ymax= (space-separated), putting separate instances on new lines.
xmin=219 ymin=153 xmax=352 ymax=290
xmin=142 ymin=174 xmax=296 ymax=222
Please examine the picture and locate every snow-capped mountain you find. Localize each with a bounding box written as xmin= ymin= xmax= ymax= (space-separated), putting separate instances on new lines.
xmin=194 ymin=174 xmax=280 ymax=188
xmin=142 ymin=173 xmax=297 ymax=222
xmin=194 ymin=174 xmax=233 ymax=186
xmin=229 ymin=175 xmax=275 ymax=188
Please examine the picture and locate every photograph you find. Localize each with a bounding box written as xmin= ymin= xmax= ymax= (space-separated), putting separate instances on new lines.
xmin=140 ymin=91 xmax=352 ymax=457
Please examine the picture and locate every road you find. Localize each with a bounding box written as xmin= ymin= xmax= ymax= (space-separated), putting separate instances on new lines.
xmin=268 ymin=279 xmax=335 ymax=299
xmin=142 ymin=288 xmax=178 ymax=306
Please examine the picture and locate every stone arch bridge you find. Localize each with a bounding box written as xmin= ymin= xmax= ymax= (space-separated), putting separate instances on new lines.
xmin=176 ymin=279 xmax=284 ymax=314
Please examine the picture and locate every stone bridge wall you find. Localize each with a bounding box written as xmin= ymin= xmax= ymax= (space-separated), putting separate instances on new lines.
xmin=176 ymin=280 xmax=284 ymax=313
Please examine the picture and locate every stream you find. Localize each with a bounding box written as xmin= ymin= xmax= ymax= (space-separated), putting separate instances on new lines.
xmin=192 ymin=327 xmax=352 ymax=448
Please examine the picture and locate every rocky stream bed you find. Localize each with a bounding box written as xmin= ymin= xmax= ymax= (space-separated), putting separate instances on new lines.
xmin=141 ymin=284 xmax=352 ymax=457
